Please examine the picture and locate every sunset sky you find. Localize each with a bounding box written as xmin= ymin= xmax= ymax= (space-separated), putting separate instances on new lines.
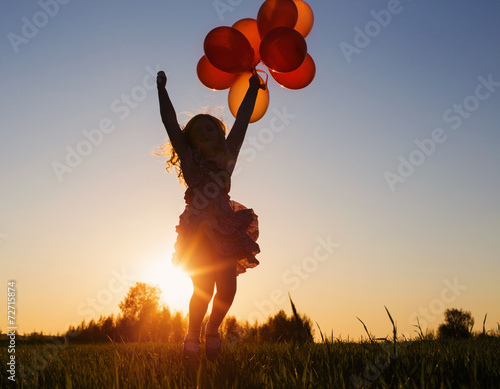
xmin=1 ymin=0 xmax=499 ymax=340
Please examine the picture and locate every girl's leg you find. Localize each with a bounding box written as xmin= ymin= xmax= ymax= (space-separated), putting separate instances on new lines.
xmin=188 ymin=273 xmax=215 ymax=335
xmin=206 ymin=257 xmax=237 ymax=333
xmin=185 ymin=231 xmax=217 ymax=338
xmin=184 ymin=273 xmax=214 ymax=359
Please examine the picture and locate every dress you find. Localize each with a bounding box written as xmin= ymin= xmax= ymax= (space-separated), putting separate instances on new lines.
xmin=172 ymin=142 xmax=260 ymax=276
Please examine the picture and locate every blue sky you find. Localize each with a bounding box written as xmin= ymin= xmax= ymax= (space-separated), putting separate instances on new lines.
xmin=1 ymin=0 xmax=499 ymax=339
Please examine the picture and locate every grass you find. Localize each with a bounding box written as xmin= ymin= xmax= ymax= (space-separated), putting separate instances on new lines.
xmin=4 ymin=307 xmax=500 ymax=388
xmin=3 ymin=336 xmax=499 ymax=388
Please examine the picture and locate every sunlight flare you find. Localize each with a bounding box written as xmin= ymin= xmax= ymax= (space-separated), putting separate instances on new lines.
xmin=142 ymin=257 xmax=192 ymax=311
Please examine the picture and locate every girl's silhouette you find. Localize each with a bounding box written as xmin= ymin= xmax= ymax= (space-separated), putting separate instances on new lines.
xmin=156 ymin=70 xmax=264 ymax=361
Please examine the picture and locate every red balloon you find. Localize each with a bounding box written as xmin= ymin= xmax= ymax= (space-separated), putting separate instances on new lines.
xmin=197 ymin=56 xmax=239 ymax=90
xmin=204 ymin=26 xmax=254 ymax=74
xmin=232 ymin=18 xmax=261 ymax=66
xmin=270 ymin=53 xmax=315 ymax=89
xmin=257 ymin=0 xmax=298 ymax=39
xmin=292 ymin=0 xmax=314 ymax=38
xmin=260 ymin=27 xmax=307 ymax=72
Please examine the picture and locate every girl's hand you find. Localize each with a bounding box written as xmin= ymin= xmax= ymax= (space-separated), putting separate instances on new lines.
xmin=157 ymin=71 xmax=167 ymax=88
xmin=249 ymin=72 xmax=266 ymax=90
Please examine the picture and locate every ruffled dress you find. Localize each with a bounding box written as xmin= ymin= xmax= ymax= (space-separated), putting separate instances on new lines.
xmin=172 ymin=143 xmax=260 ymax=276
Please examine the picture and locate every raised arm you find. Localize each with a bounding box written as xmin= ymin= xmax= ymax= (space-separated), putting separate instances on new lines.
xmin=226 ymin=73 xmax=264 ymax=155
xmin=157 ymin=71 xmax=185 ymax=154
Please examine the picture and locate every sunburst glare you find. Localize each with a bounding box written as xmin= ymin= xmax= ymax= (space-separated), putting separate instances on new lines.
xmin=142 ymin=257 xmax=193 ymax=311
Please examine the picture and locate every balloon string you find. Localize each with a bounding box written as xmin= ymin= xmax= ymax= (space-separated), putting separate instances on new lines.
xmin=254 ymin=67 xmax=268 ymax=90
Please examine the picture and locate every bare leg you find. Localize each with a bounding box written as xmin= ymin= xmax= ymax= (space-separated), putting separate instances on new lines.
xmin=188 ymin=273 xmax=215 ymax=334
xmin=184 ymin=230 xmax=217 ymax=337
xmin=207 ymin=257 xmax=237 ymax=332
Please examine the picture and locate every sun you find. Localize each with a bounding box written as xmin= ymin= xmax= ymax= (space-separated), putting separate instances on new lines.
xmin=142 ymin=257 xmax=193 ymax=311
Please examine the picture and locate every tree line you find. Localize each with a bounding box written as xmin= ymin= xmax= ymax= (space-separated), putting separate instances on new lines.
xmin=4 ymin=283 xmax=498 ymax=343
xmin=62 ymin=282 xmax=315 ymax=344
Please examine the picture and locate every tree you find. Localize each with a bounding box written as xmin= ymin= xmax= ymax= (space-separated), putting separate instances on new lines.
xmin=259 ymin=310 xmax=314 ymax=343
xmin=98 ymin=314 xmax=116 ymax=341
xmin=222 ymin=316 xmax=240 ymax=340
xmin=118 ymin=282 xmax=161 ymax=321
xmin=438 ymin=308 xmax=474 ymax=339
xmin=170 ymin=311 xmax=186 ymax=342
xmin=156 ymin=306 xmax=172 ymax=342
xmin=118 ymin=282 xmax=162 ymax=341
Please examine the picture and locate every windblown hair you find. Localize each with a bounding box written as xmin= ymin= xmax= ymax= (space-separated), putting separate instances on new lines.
xmin=155 ymin=113 xmax=227 ymax=185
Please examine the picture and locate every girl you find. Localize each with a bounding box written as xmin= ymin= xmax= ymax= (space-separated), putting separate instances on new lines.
xmin=156 ymin=70 xmax=265 ymax=362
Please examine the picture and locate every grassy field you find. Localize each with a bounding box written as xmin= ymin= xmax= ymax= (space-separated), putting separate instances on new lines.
xmin=3 ymin=336 xmax=500 ymax=388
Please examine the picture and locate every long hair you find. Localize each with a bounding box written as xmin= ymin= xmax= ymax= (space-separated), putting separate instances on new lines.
xmin=155 ymin=113 xmax=227 ymax=185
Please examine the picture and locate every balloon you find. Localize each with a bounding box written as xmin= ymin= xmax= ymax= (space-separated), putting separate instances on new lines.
xmin=204 ymin=26 xmax=254 ymax=74
xmin=228 ymin=73 xmax=270 ymax=123
xmin=257 ymin=0 xmax=298 ymax=39
xmin=270 ymin=53 xmax=315 ymax=89
xmin=259 ymin=27 xmax=307 ymax=72
xmin=196 ymin=56 xmax=239 ymax=90
xmin=292 ymin=0 xmax=314 ymax=38
xmin=232 ymin=18 xmax=261 ymax=66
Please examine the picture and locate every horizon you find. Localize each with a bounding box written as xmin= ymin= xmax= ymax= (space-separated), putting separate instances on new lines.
xmin=2 ymin=277 xmax=497 ymax=341
xmin=2 ymin=288 xmax=493 ymax=342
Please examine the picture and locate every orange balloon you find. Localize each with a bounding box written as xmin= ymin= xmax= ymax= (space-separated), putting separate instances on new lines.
xmin=228 ymin=73 xmax=270 ymax=123
xmin=293 ymin=0 xmax=314 ymax=38
xmin=257 ymin=0 xmax=298 ymax=39
xmin=197 ymin=56 xmax=239 ymax=90
xmin=204 ymin=26 xmax=254 ymax=74
xmin=260 ymin=27 xmax=307 ymax=72
xmin=270 ymin=53 xmax=315 ymax=89
xmin=232 ymin=18 xmax=261 ymax=66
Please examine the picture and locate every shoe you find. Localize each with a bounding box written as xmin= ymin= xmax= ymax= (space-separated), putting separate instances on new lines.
xmin=205 ymin=332 xmax=221 ymax=362
xmin=183 ymin=335 xmax=200 ymax=361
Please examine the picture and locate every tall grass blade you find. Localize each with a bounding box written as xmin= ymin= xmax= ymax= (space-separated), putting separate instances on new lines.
xmin=289 ymin=293 xmax=304 ymax=344
xmin=384 ymin=306 xmax=397 ymax=344
xmin=356 ymin=317 xmax=373 ymax=343
xmin=316 ymin=322 xmax=325 ymax=343
xmin=413 ymin=317 xmax=425 ymax=340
